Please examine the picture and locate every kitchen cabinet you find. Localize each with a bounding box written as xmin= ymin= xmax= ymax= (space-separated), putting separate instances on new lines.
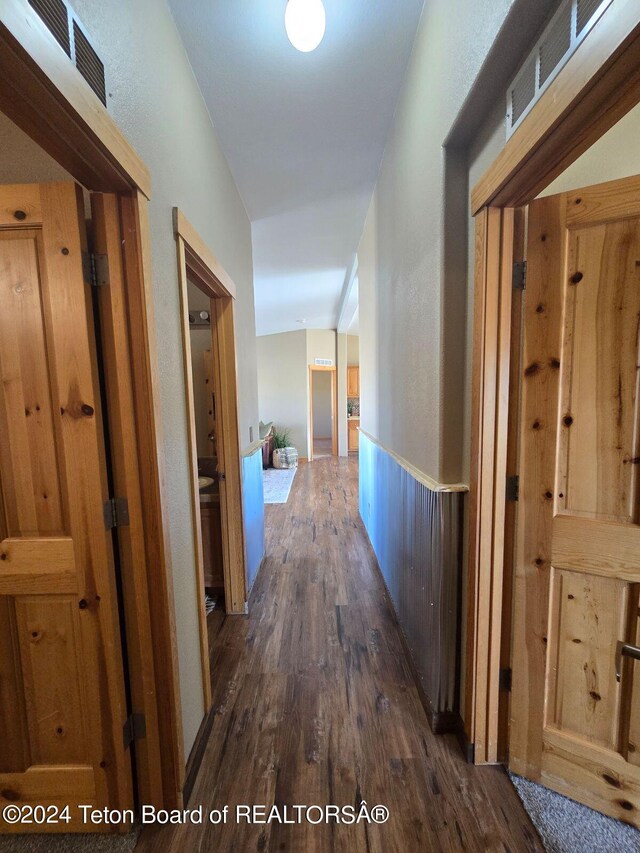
xmin=347 ymin=366 xmax=360 ymax=397
xmin=348 ymin=418 xmax=360 ymax=452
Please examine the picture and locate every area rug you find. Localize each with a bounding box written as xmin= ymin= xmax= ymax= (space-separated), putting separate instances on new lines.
xmin=263 ymin=467 xmax=296 ymax=504
xmin=510 ymin=773 xmax=640 ymax=852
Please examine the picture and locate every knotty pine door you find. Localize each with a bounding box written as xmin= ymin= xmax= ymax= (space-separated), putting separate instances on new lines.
xmin=0 ymin=183 xmax=133 ymax=831
xmin=510 ymin=175 xmax=640 ymax=825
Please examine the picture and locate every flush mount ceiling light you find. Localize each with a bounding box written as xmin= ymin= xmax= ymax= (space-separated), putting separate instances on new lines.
xmin=285 ymin=0 xmax=326 ymax=53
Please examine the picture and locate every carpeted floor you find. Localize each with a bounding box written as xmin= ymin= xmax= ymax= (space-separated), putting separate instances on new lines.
xmin=0 ymin=828 xmax=139 ymax=853
xmin=262 ymin=466 xmax=296 ymax=503
xmin=510 ymin=773 xmax=640 ymax=852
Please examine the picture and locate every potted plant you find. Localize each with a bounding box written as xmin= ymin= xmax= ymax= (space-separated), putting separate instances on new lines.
xmin=272 ymin=428 xmax=298 ymax=469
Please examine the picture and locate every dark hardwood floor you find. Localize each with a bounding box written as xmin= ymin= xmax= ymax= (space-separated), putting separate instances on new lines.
xmin=137 ymin=456 xmax=542 ymax=852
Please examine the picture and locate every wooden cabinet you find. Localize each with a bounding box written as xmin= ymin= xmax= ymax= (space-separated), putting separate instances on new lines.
xmin=348 ymin=418 xmax=360 ymax=452
xmin=200 ymin=499 xmax=224 ymax=588
xmin=347 ymin=366 xmax=360 ymax=397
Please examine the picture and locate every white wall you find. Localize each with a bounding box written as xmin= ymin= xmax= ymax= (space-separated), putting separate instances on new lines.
xmin=312 ymin=371 xmax=333 ymax=438
xmin=347 ymin=335 xmax=359 ymax=366
xmin=257 ymin=331 xmax=308 ymax=455
xmin=540 ymin=102 xmax=640 ymax=196
xmin=38 ymin=0 xmax=261 ymax=758
xmin=337 ymin=333 xmax=348 ymax=456
xmin=357 ymin=0 xmax=519 ymax=484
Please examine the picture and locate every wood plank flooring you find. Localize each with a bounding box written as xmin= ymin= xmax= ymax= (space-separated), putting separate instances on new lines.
xmin=137 ymin=456 xmax=542 ymax=852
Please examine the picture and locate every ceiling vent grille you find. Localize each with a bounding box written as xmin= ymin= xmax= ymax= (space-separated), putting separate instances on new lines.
xmin=506 ymin=0 xmax=611 ymax=139
xmin=28 ymin=0 xmax=107 ymax=107
xmin=28 ymin=0 xmax=70 ymax=56
xmin=73 ymin=21 xmax=106 ymax=105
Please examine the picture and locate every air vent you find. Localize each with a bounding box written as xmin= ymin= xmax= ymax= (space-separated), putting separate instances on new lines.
xmin=28 ymin=0 xmax=107 ymax=107
xmin=510 ymin=56 xmax=536 ymax=126
xmin=73 ymin=21 xmax=106 ymax=105
xmin=507 ymin=0 xmax=612 ymax=138
xmin=539 ymin=2 xmax=571 ymax=87
xmin=28 ymin=0 xmax=70 ymax=56
xmin=577 ymin=0 xmax=604 ymax=34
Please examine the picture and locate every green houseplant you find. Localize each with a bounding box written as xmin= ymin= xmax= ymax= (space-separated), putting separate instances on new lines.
xmin=272 ymin=427 xmax=292 ymax=450
xmin=272 ymin=427 xmax=298 ymax=469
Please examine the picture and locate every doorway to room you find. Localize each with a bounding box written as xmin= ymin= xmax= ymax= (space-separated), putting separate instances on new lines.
xmin=309 ymin=365 xmax=337 ymax=461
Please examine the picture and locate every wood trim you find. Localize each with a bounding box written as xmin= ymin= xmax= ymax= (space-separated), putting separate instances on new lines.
xmin=176 ymin=236 xmax=213 ymax=714
xmin=243 ymin=439 xmax=267 ymax=458
xmin=359 ymin=429 xmax=468 ymax=493
xmin=471 ymin=0 xmax=640 ymax=213
xmin=120 ymin=192 xmax=184 ymax=805
xmin=174 ymin=208 xmax=247 ymax=616
xmin=182 ymin=701 xmax=216 ymax=807
xmin=173 ymin=208 xmax=236 ymax=299
xmin=498 ymin=207 xmax=525 ymax=760
xmin=308 ymin=365 xmax=338 ymax=461
xmin=0 ymin=0 xmax=150 ymax=196
xmin=211 ymin=296 xmax=247 ymax=613
xmin=91 ymin=192 xmax=164 ymax=807
xmin=465 ymin=207 xmax=515 ymax=764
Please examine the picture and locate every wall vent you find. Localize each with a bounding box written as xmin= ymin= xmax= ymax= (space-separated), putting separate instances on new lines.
xmin=28 ymin=0 xmax=107 ymax=107
xmin=506 ymin=0 xmax=612 ymax=139
xmin=28 ymin=0 xmax=71 ymax=56
xmin=73 ymin=21 xmax=106 ymax=105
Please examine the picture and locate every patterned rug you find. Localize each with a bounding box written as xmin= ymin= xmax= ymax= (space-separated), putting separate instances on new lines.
xmin=263 ymin=467 xmax=296 ymax=504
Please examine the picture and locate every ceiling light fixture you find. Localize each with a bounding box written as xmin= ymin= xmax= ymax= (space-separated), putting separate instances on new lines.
xmin=285 ymin=0 xmax=326 ymax=53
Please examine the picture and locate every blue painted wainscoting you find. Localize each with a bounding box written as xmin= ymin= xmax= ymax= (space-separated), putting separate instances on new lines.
xmin=242 ymin=444 xmax=265 ymax=594
xmin=359 ymin=431 xmax=465 ymax=728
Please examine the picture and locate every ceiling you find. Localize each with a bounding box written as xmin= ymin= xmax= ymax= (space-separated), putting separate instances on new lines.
xmin=168 ymin=0 xmax=425 ymax=336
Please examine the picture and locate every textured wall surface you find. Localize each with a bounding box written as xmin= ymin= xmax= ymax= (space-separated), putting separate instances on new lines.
xmin=312 ymin=371 xmax=333 ymax=438
xmin=59 ymin=0 xmax=259 ymax=757
xmin=347 ymin=335 xmax=359 ymax=365
xmin=357 ymin=0 xmax=517 ymax=485
xmin=257 ymin=331 xmax=309 ymax=455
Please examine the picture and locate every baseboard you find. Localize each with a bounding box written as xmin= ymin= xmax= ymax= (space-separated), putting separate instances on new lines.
xmin=183 ymin=701 xmax=216 ymax=805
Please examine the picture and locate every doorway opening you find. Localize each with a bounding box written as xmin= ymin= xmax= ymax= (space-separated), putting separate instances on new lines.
xmin=466 ymin=6 xmax=640 ymax=830
xmin=308 ymin=366 xmax=337 ymax=461
xmin=174 ymin=208 xmax=248 ymax=763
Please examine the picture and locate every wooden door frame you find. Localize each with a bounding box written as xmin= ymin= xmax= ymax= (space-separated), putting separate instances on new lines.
xmin=309 ymin=365 xmax=338 ymax=461
xmin=466 ymin=0 xmax=640 ymax=764
xmin=0 ymin=2 xmax=184 ymax=808
xmin=174 ymin=208 xmax=247 ymax=624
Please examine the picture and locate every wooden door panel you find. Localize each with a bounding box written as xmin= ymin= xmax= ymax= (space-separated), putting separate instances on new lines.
xmin=512 ymin=175 xmax=640 ymax=826
xmin=558 ymin=220 xmax=640 ymax=522
xmin=0 ymin=598 xmax=29 ymax=773
xmin=0 ymin=231 xmax=65 ymax=537
xmin=546 ymin=568 xmax=628 ymax=749
xmin=552 ymin=516 xmax=640 ymax=579
xmin=15 ymin=596 xmax=88 ymax=765
xmin=0 ymin=183 xmax=132 ymax=832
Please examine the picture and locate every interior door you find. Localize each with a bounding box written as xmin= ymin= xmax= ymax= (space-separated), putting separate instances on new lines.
xmin=0 ymin=183 xmax=133 ymax=831
xmin=510 ymin=174 xmax=640 ymax=825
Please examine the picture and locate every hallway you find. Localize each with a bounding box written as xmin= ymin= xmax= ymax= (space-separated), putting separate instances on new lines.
xmin=138 ymin=457 xmax=541 ymax=852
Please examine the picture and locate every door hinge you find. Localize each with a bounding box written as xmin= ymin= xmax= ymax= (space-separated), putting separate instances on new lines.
xmin=103 ymin=497 xmax=130 ymax=530
xmin=512 ymin=260 xmax=526 ymax=290
xmin=505 ymin=474 xmax=519 ymax=502
xmin=83 ymin=251 xmax=110 ymax=287
xmin=123 ymin=712 xmax=146 ymax=750
xmin=499 ymin=667 xmax=512 ymax=692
